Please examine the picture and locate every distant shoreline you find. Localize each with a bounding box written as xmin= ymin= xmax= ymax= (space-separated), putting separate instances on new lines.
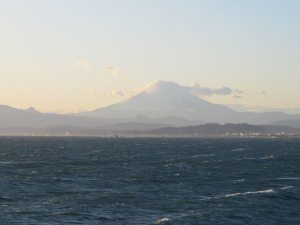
xmin=1 ymin=134 xmax=300 ymax=139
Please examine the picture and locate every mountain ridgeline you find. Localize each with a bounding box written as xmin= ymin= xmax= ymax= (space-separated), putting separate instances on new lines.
xmin=78 ymin=80 xmax=236 ymax=121
xmin=1 ymin=80 xmax=300 ymax=135
xmin=77 ymin=80 xmax=300 ymax=125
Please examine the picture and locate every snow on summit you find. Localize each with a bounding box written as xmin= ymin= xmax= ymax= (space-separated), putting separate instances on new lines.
xmin=79 ymin=80 xmax=235 ymax=120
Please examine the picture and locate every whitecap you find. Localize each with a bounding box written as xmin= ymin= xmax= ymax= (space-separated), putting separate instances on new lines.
xmin=280 ymin=186 xmax=293 ymax=190
xmin=260 ymin=155 xmax=274 ymax=160
xmin=277 ymin=177 xmax=300 ymax=180
xmin=225 ymin=192 xmax=242 ymax=197
xmin=157 ymin=218 xmax=170 ymax=223
xmin=192 ymin=154 xmax=215 ymax=157
xmin=224 ymin=189 xmax=275 ymax=197
xmin=243 ymin=189 xmax=274 ymax=194
xmin=202 ymin=188 xmax=275 ymax=200
xmin=235 ymin=179 xmax=245 ymax=182
xmin=232 ymin=148 xmax=245 ymax=152
xmin=0 ymin=161 xmax=12 ymax=165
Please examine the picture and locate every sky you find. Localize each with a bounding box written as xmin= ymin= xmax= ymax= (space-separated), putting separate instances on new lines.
xmin=0 ymin=0 xmax=299 ymax=113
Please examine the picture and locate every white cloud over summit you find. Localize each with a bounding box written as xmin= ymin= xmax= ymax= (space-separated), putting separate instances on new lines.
xmin=129 ymin=80 xmax=248 ymax=100
xmin=110 ymin=89 xmax=125 ymax=97
xmin=184 ymin=83 xmax=244 ymax=97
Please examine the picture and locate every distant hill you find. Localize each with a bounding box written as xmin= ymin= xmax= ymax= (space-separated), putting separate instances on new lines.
xmin=1 ymin=119 xmax=299 ymax=136
xmin=143 ymin=123 xmax=300 ymax=137
xmin=0 ymin=105 xmax=198 ymax=131
xmin=0 ymin=105 xmax=113 ymax=128
xmin=261 ymin=125 xmax=300 ymax=134
xmin=270 ymin=119 xmax=300 ymax=128
xmin=145 ymin=123 xmax=265 ymax=136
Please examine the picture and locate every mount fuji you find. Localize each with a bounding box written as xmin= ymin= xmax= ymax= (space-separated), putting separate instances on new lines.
xmin=79 ymin=80 xmax=236 ymax=122
xmin=78 ymin=80 xmax=300 ymax=125
xmin=0 ymin=80 xmax=300 ymax=135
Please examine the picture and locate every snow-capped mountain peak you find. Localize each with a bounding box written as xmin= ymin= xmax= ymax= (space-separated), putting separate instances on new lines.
xmin=79 ymin=80 xmax=235 ymax=120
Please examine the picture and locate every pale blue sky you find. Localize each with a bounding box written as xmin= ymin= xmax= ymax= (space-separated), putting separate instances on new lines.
xmin=0 ymin=0 xmax=299 ymax=113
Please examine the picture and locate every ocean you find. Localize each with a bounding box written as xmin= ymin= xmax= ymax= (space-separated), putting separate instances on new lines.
xmin=0 ymin=137 xmax=299 ymax=224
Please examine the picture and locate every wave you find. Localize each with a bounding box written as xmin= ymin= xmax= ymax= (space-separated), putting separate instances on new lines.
xmin=280 ymin=186 xmax=293 ymax=190
xmin=157 ymin=218 xmax=170 ymax=223
xmin=277 ymin=177 xmax=300 ymax=180
xmin=0 ymin=161 xmax=13 ymax=165
xmin=232 ymin=148 xmax=245 ymax=151
xmin=260 ymin=155 xmax=274 ymax=159
xmin=154 ymin=185 xmax=292 ymax=224
xmin=201 ymin=188 xmax=275 ymax=200
xmin=192 ymin=154 xmax=215 ymax=158
xmin=45 ymin=211 xmax=82 ymax=216
xmin=155 ymin=188 xmax=277 ymax=223
xmin=234 ymin=178 xmax=246 ymax=183
xmin=225 ymin=189 xmax=274 ymax=197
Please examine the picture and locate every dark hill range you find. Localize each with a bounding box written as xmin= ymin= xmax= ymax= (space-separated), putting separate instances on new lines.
xmin=142 ymin=123 xmax=300 ymax=137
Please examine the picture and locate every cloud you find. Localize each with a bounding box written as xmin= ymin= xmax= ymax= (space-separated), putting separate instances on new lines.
xmin=185 ymin=83 xmax=234 ymax=96
xmin=235 ymin=89 xmax=244 ymax=94
xmin=88 ymin=88 xmax=98 ymax=96
xmin=87 ymin=88 xmax=127 ymax=98
xmin=76 ymin=61 xmax=90 ymax=68
xmin=258 ymin=90 xmax=266 ymax=95
xmin=76 ymin=61 xmax=94 ymax=75
xmin=110 ymin=89 xmax=125 ymax=97
xmin=231 ymin=95 xmax=243 ymax=100
xmin=104 ymin=66 xmax=125 ymax=79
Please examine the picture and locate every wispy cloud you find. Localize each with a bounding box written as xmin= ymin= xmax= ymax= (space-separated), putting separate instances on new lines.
xmin=104 ymin=66 xmax=126 ymax=79
xmin=76 ymin=61 xmax=94 ymax=75
xmin=110 ymin=89 xmax=125 ymax=97
xmin=235 ymin=89 xmax=244 ymax=94
xmin=76 ymin=61 xmax=90 ymax=68
xmin=185 ymin=83 xmax=234 ymax=96
xmin=231 ymin=94 xmax=243 ymax=100
xmin=87 ymin=88 xmax=128 ymax=98
xmin=258 ymin=90 xmax=266 ymax=95
xmin=88 ymin=88 xmax=98 ymax=96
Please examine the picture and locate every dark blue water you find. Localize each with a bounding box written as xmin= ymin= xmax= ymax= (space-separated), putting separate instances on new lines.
xmin=0 ymin=137 xmax=299 ymax=224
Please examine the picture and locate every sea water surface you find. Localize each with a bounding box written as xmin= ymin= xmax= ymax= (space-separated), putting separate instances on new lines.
xmin=0 ymin=137 xmax=299 ymax=224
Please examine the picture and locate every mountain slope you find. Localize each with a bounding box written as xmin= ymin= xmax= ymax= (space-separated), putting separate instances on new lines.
xmin=78 ymin=80 xmax=300 ymax=124
xmin=79 ymin=80 xmax=236 ymax=121
xmin=2 ymin=81 xmax=299 ymax=129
